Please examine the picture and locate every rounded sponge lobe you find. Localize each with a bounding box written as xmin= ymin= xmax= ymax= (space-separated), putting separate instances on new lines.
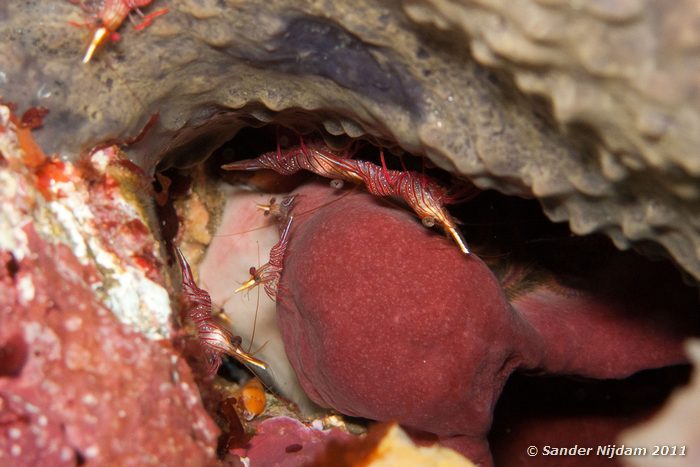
xmin=277 ymin=183 xmax=532 ymax=442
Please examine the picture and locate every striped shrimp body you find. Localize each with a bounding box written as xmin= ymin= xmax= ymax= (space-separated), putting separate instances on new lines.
xmin=175 ymin=247 xmax=267 ymax=375
xmin=223 ymin=140 xmax=360 ymax=183
xmin=235 ymin=213 xmax=295 ymax=301
xmin=222 ymin=139 xmax=470 ymax=254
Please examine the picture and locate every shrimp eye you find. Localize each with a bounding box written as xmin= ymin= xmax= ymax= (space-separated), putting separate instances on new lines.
xmin=265 ymin=198 xmax=277 ymax=216
xmin=249 ymin=266 xmax=257 ymax=276
xmin=421 ymin=216 xmax=436 ymax=228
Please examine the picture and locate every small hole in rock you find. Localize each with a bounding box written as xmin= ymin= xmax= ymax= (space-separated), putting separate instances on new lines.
xmin=0 ymin=334 xmax=29 ymax=377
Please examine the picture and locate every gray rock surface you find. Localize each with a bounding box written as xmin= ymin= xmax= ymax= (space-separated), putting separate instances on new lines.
xmin=1 ymin=0 xmax=699 ymax=280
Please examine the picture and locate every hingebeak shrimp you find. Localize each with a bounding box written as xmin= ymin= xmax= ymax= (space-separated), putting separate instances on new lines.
xmin=175 ymin=247 xmax=267 ymax=374
xmin=222 ymin=138 xmax=471 ymax=255
xmin=235 ymin=214 xmax=294 ymax=301
xmin=72 ymin=0 xmax=169 ymax=63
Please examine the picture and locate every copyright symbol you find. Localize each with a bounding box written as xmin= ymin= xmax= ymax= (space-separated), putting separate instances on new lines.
xmin=527 ymin=446 xmax=538 ymax=456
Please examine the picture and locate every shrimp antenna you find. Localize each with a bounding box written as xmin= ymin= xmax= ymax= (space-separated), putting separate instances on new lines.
xmin=250 ymin=339 xmax=270 ymax=357
xmin=247 ymin=241 xmax=262 ymax=354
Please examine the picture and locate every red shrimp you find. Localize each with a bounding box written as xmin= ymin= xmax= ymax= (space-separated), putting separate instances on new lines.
xmin=222 ymin=138 xmax=471 ymax=254
xmin=71 ymin=0 xmax=169 ymax=63
xmin=235 ymin=214 xmax=294 ymax=301
xmin=175 ymin=247 xmax=267 ymax=375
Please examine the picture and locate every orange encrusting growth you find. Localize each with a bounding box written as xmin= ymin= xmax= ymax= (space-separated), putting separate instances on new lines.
xmin=2 ymin=104 xmax=49 ymax=169
xmin=1 ymin=104 xmax=78 ymax=201
xmin=235 ymin=378 xmax=266 ymax=421
xmin=15 ymin=126 xmax=48 ymax=169
xmin=35 ymin=160 xmax=73 ymax=200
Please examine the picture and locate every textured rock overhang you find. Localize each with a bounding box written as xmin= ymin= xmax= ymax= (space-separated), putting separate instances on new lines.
xmin=1 ymin=0 xmax=699 ymax=281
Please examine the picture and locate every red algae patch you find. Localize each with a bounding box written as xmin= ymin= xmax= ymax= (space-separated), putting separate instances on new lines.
xmin=0 ymin=103 xmax=218 ymax=465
